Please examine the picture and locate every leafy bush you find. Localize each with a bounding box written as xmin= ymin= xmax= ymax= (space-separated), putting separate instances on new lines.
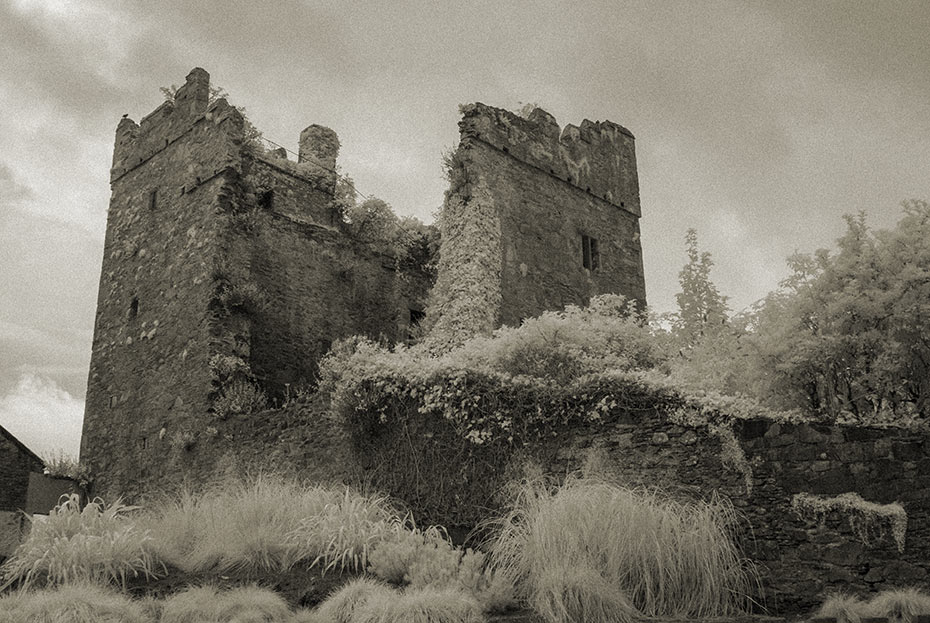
xmin=0 ymin=494 xmax=158 ymax=590
xmin=42 ymin=451 xmax=92 ymax=488
xmin=160 ymin=584 xmax=293 ymax=623
xmin=0 ymin=582 xmax=152 ymax=623
xmin=210 ymin=354 xmax=267 ymax=419
xmin=367 ymin=524 xmax=515 ymax=613
xmin=485 ymin=475 xmax=758 ymax=623
xmin=144 ymin=475 xmax=403 ymax=575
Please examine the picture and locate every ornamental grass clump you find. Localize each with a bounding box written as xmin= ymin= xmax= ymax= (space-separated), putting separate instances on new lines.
xmin=815 ymin=589 xmax=930 ymax=623
xmin=160 ymin=584 xmax=293 ymax=623
xmin=0 ymin=582 xmax=152 ymax=623
xmin=486 ymin=475 xmax=758 ymax=623
xmin=0 ymin=493 xmax=158 ymax=590
xmin=145 ymin=474 xmax=403 ymax=574
xmin=351 ymin=585 xmax=484 ymax=623
xmin=313 ymin=576 xmax=396 ymax=623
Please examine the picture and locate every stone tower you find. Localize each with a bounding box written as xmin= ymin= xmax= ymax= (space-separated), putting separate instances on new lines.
xmin=80 ymin=68 xmax=431 ymax=498
xmin=429 ymin=103 xmax=646 ymax=338
xmin=81 ymin=68 xmax=645 ymax=499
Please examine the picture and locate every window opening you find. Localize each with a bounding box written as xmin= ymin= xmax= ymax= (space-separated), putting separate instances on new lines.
xmin=582 ymin=235 xmax=600 ymax=271
xmin=109 ymin=396 xmax=118 ymax=408
xmin=258 ymin=189 xmax=274 ymax=210
xmin=148 ymin=189 xmax=157 ymax=210
xmin=129 ymin=297 xmax=139 ymax=320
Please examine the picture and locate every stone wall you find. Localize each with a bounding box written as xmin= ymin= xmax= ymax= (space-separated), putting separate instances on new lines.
xmin=322 ymin=391 xmax=930 ymax=616
xmin=0 ymin=428 xmax=43 ymax=512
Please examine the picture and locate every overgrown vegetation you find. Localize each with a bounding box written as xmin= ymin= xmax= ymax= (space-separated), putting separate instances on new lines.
xmin=791 ymin=492 xmax=908 ymax=553
xmin=667 ymin=201 xmax=930 ymax=426
xmin=209 ymin=354 xmax=268 ymax=420
xmin=42 ymin=451 xmax=92 ymax=488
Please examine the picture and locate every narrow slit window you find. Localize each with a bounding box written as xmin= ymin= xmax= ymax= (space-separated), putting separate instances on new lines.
xmin=109 ymin=396 xmax=118 ymax=408
xmin=129 ymin=297 xmax=139 ymax=320
xmin=582 ymin=234 xmax=600 ymax=271
xmin=258 ymin=189 xmax=274 ymax=210
xmin=148 ymin=189 xmax=157 ymax=210
xmin=141 ymin=437 xmax=148 ymax=450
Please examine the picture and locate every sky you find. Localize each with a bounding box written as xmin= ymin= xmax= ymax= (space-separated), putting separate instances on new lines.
xmin=1 ymin=0 xmax=929 ymax=459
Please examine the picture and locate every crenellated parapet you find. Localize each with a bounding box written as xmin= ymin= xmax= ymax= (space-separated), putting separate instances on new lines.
xmin=458 ymin=103 xmax=640 ymax=216
xmin=110 ymin=68 xmax=245 ymax=185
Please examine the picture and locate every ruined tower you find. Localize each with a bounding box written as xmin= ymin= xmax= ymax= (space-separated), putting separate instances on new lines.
xmin=429 ymin=103 xmax=646 ymax=337
xmin=81 ymin=68 xmax=646 ymax=498
xmin=80 ymin=68 xmax=431 ymax=498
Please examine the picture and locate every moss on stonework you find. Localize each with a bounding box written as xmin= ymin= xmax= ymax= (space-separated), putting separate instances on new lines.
xmin=791 ymin=491 xmax=907 ymax=553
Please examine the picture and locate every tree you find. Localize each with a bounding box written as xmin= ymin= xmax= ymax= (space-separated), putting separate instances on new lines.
xmin=672 ymin=229 xmax=730 ymax=347
xmin=666 ymin=230 xmax=751 ymax=395
xmin=749 ymin=201 xmax=930 ymax=423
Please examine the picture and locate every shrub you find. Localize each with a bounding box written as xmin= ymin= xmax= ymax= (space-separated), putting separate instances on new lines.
xmin=368 ymin=524 xmax=515 ymax=613
xmin=0 ymin=582 xmax=151 ymax=623
xmin=0 ymin=493 xmax=158 ymax=590
xmin=160 ymin=584 xmax=293 ymax=623
xmin=485 ymin=475 xmax=758 ymax=623
xmin=144 ymin=475 xmax=403 ymax=575
xmin=351 ymin=585 xmax=483 ymax=623
xmin=42 ymin=451 xmax=92 ymax=488
xmin=210 ymin=354 xmax=268 ymax=419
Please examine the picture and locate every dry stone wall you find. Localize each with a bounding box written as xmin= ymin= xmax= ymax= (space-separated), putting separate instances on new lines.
xmin=324 ymin=394 xmax=930 ymax=615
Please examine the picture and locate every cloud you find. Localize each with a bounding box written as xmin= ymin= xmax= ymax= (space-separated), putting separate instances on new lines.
xmin=0 ymin=373 xmax=83 ymax=459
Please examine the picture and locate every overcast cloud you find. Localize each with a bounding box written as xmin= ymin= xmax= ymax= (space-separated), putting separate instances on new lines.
xmin=2 ymin=0 xmax=928 ymax=458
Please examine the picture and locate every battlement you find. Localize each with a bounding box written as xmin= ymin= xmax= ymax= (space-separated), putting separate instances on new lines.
xmin=111 ymin=69 xmax=245 ymax=184
xmin=459 ymin=103 xmax=640 ymax=216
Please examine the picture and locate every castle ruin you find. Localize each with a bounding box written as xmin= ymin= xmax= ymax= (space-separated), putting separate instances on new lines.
xmin=80 ymin=68 xmax=646 ymax=496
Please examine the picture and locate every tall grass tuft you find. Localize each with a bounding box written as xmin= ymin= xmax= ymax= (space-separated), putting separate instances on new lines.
xmin=145 ymin=474 xmax=403 ymax=574
xmin=869 ymin=588 xmax=930 ymax=623
xmin=0 ymin=493 xmax=159 ymax=590
xmin=485 ymin=475 xmax=759 ymax=623
xmin=817 ymin=589 xmax=930 ymax=623
xmin=160 ymin=584 xmax=293 ymax=622
xmin=0 ymin=582 xmax=152 ymax=623
xmin=816 ymin=593 xmax=869 ymax=623
xmin=351 ymin=585 xmax=484 ymax=623
xmin=313 ymin=576 xmax=396 ymax=623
